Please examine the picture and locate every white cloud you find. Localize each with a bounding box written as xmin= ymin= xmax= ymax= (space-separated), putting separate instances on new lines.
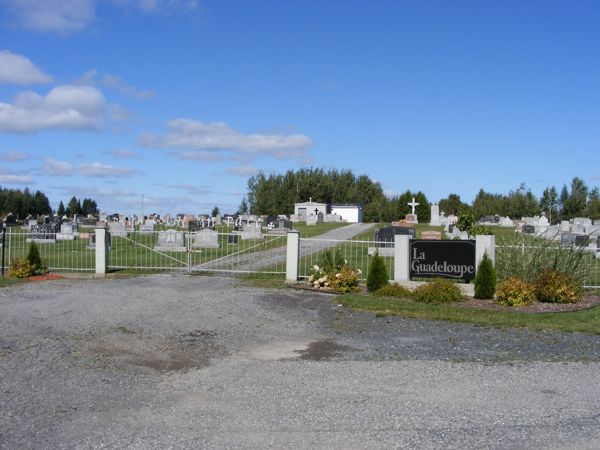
xmin=2 ymin=0 xmax=199 ymax=35
xmin=0 ymin=150 xmax=31 ymax=162
xmin=224 ymin=165 xmax=259 ymax=177
xmin=0 ymin=84 xmax=106 ymax=133
xmin=79 ymin=162 xmax=138 ymax=177
xmin=78 ymin=69 xmax=155 ymax=100
xmin=173 ymin=150 xmax=228 ymax=162
xmin=164 ymin=184 xmax=211 ymax=195
xmin=0 ymin=168 xmax=33 ymax=184
xmin=0 ymin=50 xmax=53 ymax=85
xmin=2 ymin=0 xmax=96 ymax=35
xmin=43 ymin=158 xmax=73 ymax=176
xmin=138 ymin=119 xmax=313 ymax=161
xmin=104 ymin=149 xmax=141 ymax=159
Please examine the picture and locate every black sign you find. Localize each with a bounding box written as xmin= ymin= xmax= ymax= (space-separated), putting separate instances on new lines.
xmin=375 ymin=226 xmax=416 ymax=242
xmin=522 ymin=225 xmax=535 ymax=234
xmin=575 ymin=235 xmax=589 ymax=247
xmin=409 ymin=240 xmax=476 ymax=282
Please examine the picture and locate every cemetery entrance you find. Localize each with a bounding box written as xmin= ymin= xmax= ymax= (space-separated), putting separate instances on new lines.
xmin=107 ymin=229 xmax=288 ymax=275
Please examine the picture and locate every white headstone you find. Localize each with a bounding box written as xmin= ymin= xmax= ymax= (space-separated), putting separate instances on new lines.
xmin=429 ymin=204 xmax=440 ymax=226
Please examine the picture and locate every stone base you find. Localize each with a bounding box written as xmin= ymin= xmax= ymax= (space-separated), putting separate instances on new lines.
xmin=153 ymin=246 xmax=187 ymax=252
xmin=56 ymin=234 xmax=76 ymax=241
xmin=26 ymin=238 xmax=57 ymax=244
xmin=191 ymin=243 xmax=219 ymax=249
xmin=368 ymin=247 xmax=394 ymax=257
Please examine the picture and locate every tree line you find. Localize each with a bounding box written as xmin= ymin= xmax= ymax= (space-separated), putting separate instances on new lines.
xmin=244 ymin=170 xmax=600 ymax=223
xmin=1 ymin=186 xmax=99 ymax=221
xmin=0 ymin=187 xmax=51 ymax=219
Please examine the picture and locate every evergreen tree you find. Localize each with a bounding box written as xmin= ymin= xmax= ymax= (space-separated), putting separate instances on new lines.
xmin=211 ymin=206 xmax=220 ymax=217
xmin=57 ymin=201 xmax=65 ymax=216
xmin=474 ymin=252 xmax=496 ymax=299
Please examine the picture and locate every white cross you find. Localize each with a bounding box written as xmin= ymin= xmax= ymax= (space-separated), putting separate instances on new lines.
xmin=407 ymin=197 xmax=420 ymax=215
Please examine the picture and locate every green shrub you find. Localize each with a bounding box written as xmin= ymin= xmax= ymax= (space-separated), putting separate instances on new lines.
xmin=412 ymin=279 xmax=463 ymax=303
xmin=10 ymin=258 xmax=34 ymax=278
xmin=534 ymin=269 xmax=581 ymax=304
xmin=474 ymin=252 xmax=496 ymax=299
xmin=495 ymin=277 xmax=536 ymax=307
xmin=375 ymin=283 xmax=411 ymax=298
xmin=26 ymin=241 xmax=44 ymax=275
xmin=367 ymin=252 xmax=389 ymax=292
xmin=329 ymin=265 xmax=360 ymax=293
xmin=320 ymin=249 xmax=345 ymax=274
xmin=495 ymin=234 xmax=585 ymax=283
xmin=374 ymin=283 xmax=413 ymax=299
xmin=470 ymin=225 xmax=494 ymax=236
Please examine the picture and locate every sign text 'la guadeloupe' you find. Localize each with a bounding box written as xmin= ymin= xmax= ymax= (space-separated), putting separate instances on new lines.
xmin=409 ymin=240 xmax=476 ymax=282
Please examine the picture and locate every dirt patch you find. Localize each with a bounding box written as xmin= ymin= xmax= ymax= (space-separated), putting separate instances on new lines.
xmin=27 ymin=273 xmax=66 ymax=282
xmin=82 ymin=328 xmax=224 ymax=373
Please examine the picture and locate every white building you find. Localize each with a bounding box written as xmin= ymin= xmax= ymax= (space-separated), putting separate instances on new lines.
xmin=293 ymin=199 xmax=327 ymax=220
xmin=330 ymin=204 xmax=362 ymax=223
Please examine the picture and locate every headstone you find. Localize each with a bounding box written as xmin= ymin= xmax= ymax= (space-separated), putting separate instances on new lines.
xmin=28 ymin=223 xmax=58 ymax=243
xmin=325 ymin=214 xmax=342 ymax=223
xmin=522 ymin=225 xmax=536 ymax=234
xmin=289 ymin=214 xmax=301 ymax=222
xmin=56 ymin=222 xmax=78 ymax=241
xmin=317 ymin=212 xmax=324 ymax=223
xmin=538 ymin=214 xmax=549 ymax=227
xmin=187 ymin=220 xmax=200 ymax=232
xmin=154 ymin=230 xmax=186 ymax=252
xmin=240 ymin=225 xmax=263 ymax=240
xmin=375 ymin=226 xmax=416 ymax=242
xmin=560 ymin=221 xmax=570 ymax=232
xmin=560 ymin=232 xmax=572 ymax=247
xmin=214 ymin=214 xmax=222 ymax=226
xmin=87 ymin=231 xmax=111 ymax=250
xmin=4 ymin=213 xmax=16 ymax=225
xmin=139 ymin=223 xmax=155 ymax=235
xmin=306 ymin=215 xmax=317 ymax=226
xmin=192 ymin=229 xmax=220 ymax=249
xmin=499 ymin=216 xmax=513 ymax=227
xmin=429 ymin=204 xmax=440 ymax=226
xmin=108 ymin=221 xmax=127 ymax=237
xmin=421 ymin=230 xmax=442 ymax=240
xmin=405 ymin=214 xmax=418 ymax=223
xmin=572 ymin=223 xmax=584 ymax=234
xmin=227 ymin=234 xmax=239 ymax=245
xmin=79 ymin=217 xmax=97 ymax=227
xmin=25 ymin=218 xmax=38 ymax=229
xmin=575 ymin=235 xmax=589 ymax=247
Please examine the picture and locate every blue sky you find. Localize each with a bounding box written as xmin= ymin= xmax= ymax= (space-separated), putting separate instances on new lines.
xmin=1 ymin=0 xmax=599 ymax=216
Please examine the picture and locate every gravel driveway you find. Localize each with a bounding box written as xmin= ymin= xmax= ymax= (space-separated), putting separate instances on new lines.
xmin=2 ymin=274 xmax=600 ymax=449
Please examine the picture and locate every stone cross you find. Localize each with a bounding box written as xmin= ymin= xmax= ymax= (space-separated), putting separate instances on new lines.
xmin=309 ymin=197 xmax=312 ymax=203
xmin=407 ymin=197 xmax=420 ymax=215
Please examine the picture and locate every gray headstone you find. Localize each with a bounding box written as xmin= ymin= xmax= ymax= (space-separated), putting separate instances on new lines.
xmin=154 ymin=230 xmax=186 ymax=252
xmin=139 ymin=223 xmax=155 ymax=235
xmin=192 ymin=229 xmax=219 ymax=248
xmin=108 ymin=221 xmax=127 ymax=237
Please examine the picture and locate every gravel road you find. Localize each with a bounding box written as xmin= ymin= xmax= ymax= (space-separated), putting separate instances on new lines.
xmin=2 ymin=274 xmax=600 ymax=449
xmin=192 ymin=223 xmax=375 ymax=271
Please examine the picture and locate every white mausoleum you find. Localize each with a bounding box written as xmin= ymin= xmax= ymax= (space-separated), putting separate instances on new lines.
xmin=330 ymin=204 xmax=362 ymax=223
xmin=293 ymin=198 xmax=327 ymax=219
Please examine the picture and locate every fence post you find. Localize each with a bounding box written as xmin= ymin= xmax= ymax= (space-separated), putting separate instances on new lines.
xmin=95 ymin=227 xmax=109 ymax=277
xmin=286 ymin=230 xmax=300 ymax=283
xmin=1 ymin=222 xmax=5 ymax=276
xmin=394 ymin=234 xmax=410 ymax=282
xmin=475 ymin=235 xmax=495 ymax=273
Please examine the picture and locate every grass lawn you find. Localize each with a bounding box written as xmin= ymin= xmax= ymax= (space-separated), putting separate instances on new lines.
xmin=339 ymin=292 xmax=600 ymax=335
xmin=291 ymin=222 xmax=348 ymax=238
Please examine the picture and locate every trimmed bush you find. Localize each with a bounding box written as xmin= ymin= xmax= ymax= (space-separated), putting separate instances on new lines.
xmin=412 ymin=279 xmax=463 ymax=303
xmin=474 ymin=252 xmax=496 ymax=299
xmin=320 ymin=249 xmax=345 ymax=274
xmin=374 ymin=283 xmax=413 ymax=299
xmin=10 ymin=258 xmax=34 ymax=278
xmin=26 ymin=241 xmax=43 ymax=274
xmin=329 ymin=265 xmax=360 ymax=293
xmin=535 ymin=269 xmax=581 ymax=304
xmin=367 ymin=252 xmax=389 ymax=292
xmin=495 ymin=277 xmax=536 ymax=307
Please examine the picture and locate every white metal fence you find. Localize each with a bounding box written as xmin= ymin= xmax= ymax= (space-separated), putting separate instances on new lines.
xmin=298 ymin=237 xmax=394 ymax=281
xmin=1 ymin=228 xmax=95 ymax=272
xmin=107 ymin=231 xmax=288 ymax=274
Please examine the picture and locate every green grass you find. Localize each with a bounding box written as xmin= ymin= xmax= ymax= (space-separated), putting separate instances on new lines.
xmin=237 ymin=273 xmax=287 ymax=288
xmin=0 ymin=276 xmax=22 ymax=287
xmin=339 ymin=292 xmax=600 ymax=334
xmin=292 ymin=222 xmax=348 ymax=238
